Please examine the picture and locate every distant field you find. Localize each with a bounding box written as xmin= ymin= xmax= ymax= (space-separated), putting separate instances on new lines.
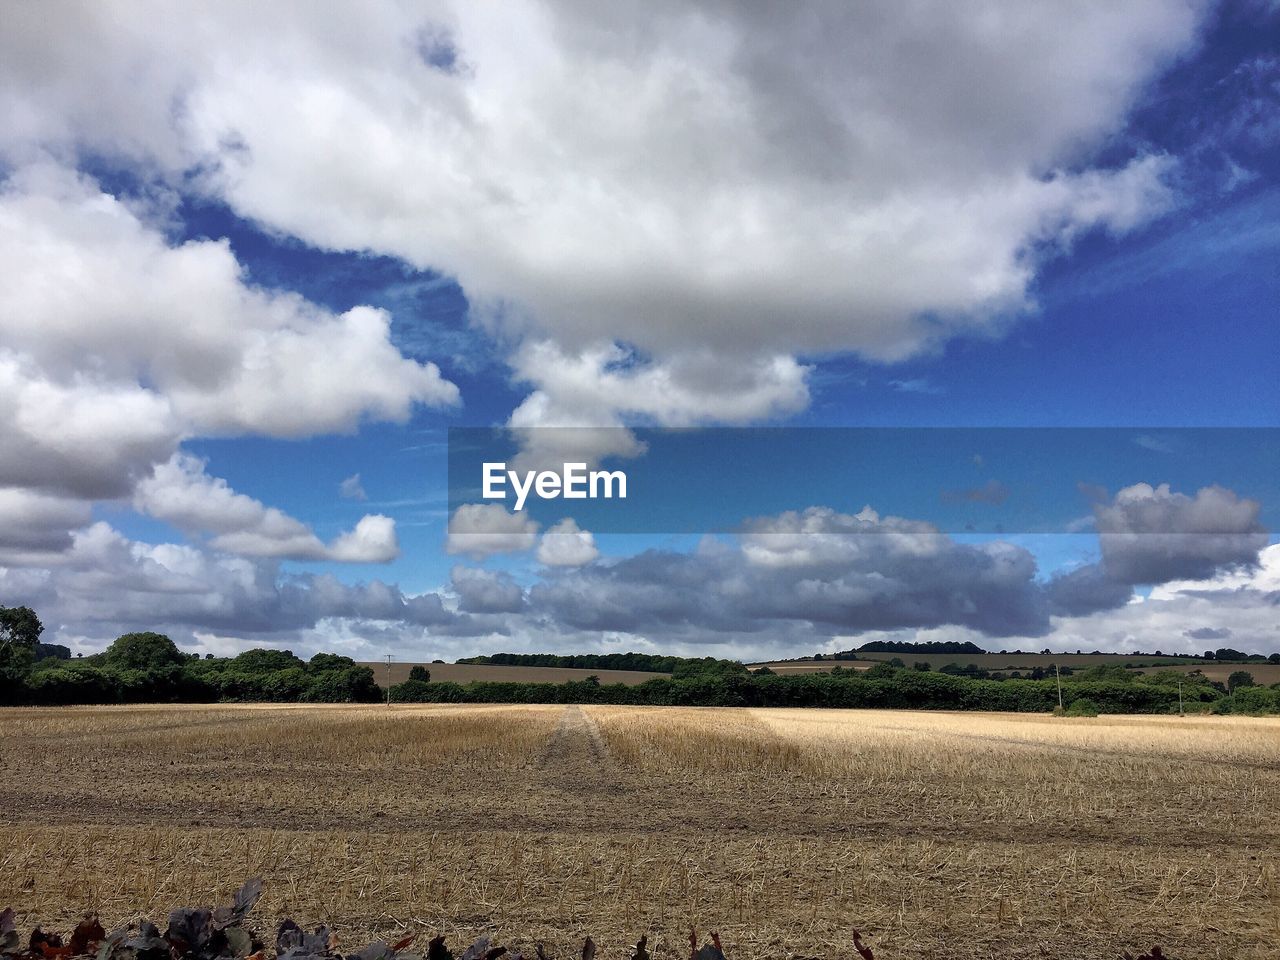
xmin=755 ymin=651 xmax=1202 ymax=672
xmin=1127 ymin=660 xmax=1280 ymax=686
xmin=2 ymin=703 xmax=1278 ymax=959
xmin=360 ymin=661 xmax=668 ymax=687
xmin=752 ymin=652 xmax=1280 ymax=686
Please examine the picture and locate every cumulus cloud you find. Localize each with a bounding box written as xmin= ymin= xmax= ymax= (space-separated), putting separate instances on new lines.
xmin=0 ymin=489 xmax=93 ymax=554
xmin=134 ymin=454 xmax=399 ymax=562
xmin=7 ymin=508 xmax=1279 ymax=659
xmin=1045 ymin=563 xmax=1135 ymax=617
xmin=0 ymin=522 xmax=458 ymax=643
xmin=445 ymin=503 xmax=539 ymax=559
xmin=450 ymin=566 xmax=526 ymax=613
xmin=0 ymin=1 xmax=1202 ymax=426
xmin=2 ymin=2 xmax=1266 ymax=659
xmin=1094 ymin=483 xmax=1268 ymax=583
xmin=0 ymin=161 xmax=457 ymax=561
xmin=531 ymin=506 xmax=1049 ymax=639
xmin=506 ymin=341 xmax=809 ymax=468
xmin=536 ymin=518 xmax=600 ymax=567
xmin=1045 ymin=544 xmax=1280 ymax=655
xmin=0 ymin=163 xmax=457 ymax=443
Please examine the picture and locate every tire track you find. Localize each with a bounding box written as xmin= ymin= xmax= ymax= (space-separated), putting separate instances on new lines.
xmin=536 ymin=705 xmax=621 ymax=795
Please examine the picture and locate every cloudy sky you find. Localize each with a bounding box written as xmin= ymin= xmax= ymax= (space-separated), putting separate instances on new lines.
xmin=1 ymin=1 xmax=1277 ymax=661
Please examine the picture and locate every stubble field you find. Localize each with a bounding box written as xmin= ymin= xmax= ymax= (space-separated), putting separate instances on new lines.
xmin=1 ymin=703 xmax=1277 ymax=959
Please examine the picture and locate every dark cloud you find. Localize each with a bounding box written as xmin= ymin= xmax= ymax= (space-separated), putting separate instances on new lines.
xmin=8 ymin=488 xmax=1272 ymax=656
xmin=1045 ymin=563 xmax=1133 ymax=617
xmin=1184 ymin=626 xmax=1231 ymax=641
xmin=0 ymin=522 xmax=477 ymax=645
xmin=1095 ymin=483 xmax=1268 ymax=584
xmin=530 ymin=507 xmax=1051 ymax=639
xmin=451 ymin=566 xmax=526 ymax=614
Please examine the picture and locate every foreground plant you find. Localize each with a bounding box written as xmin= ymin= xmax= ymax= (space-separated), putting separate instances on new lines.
xmin=2 ymin=881 xmax=1177 ymax=960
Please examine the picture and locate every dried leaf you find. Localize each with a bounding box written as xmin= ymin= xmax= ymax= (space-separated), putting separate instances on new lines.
xmin=166 ymin=907 xmax=213 ymax=953
xmin=224 ymin=925 xmax=253 ymax=959
xmin=276 ymin=921 xmax=305 ymax=954
xmin=0 ymin=909 xmax=18 ymax=960
xmin=70 ymin=917 xmax=105 ymax=957
xmin=391 ymin=936 xmax=415 ymax=953
xmin=232 ymin=881 xmax=263 ymax=921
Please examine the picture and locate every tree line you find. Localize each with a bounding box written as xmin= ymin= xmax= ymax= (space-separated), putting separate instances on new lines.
xmin=0 ymin=606 xmax=380 ymax=706
xmin=3 ymin=604 xmax=1278 ymax=713
xmin=389 ymin=658 xmax=1279 ymax=714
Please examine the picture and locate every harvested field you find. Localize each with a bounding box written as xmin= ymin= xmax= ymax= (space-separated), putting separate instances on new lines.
xmin=752 ymin=653 xmax=1202 ymax=673
xmin=754 ymin=653 xmax=1280 ymax=685
xmin=359 ymin=661 xmax=668 ymax=686
xmin=2 ymin=704 xmax=1278 ymax=959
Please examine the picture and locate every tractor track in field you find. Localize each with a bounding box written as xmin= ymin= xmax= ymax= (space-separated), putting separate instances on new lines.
xmin=536 ymin=705 xmax=623 ymax=796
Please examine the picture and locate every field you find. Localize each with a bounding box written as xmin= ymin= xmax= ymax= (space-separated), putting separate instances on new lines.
xmin=755 ymin=653 xmax=1280 ymax=686
xmin=359 ymin=661 xmax=669 ymax=686
xmin=2 ymin=704 xmax=1278 ymax=960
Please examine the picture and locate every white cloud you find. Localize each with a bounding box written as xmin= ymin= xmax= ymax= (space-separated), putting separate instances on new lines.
xmin=135 ymin=454 xmax=399 ymax=563
xmin=0 ymin=351 xmax=179 ymax=500
xmin=536 ymin=518 xmax=600 ymax=567
xmin=1047 ymin=544 xmax=1280 ymax=655
xmin=0 ymin=161 xmax=457 ymax=561
xmin=339 ymin=473 xmax=368 ymax=501
xmin=444 ymin=503 xmax=539 ymax=559
xmin=0 ymin=163 xmax=458 ymax=442
xmin=0 ymin=521 xmax=458 ymax=650
xmin=326 ymin=515 xmax=400 ymax=564
xmin=0 ymin=2 xmax=1203 ymax=406
xmin=507 ymin=340 xmax=810 ymax=467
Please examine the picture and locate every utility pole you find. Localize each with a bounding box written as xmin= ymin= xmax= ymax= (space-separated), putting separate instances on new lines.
xmin=1055 ymin=663 xmax=1063 ymax=712
xmin=384 ymin=654 xmax=394 ymax=707
xmin=1179 ymin=679 xmax=1184 ymax=717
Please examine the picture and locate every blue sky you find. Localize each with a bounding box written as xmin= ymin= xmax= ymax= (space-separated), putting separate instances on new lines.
xmin=0 ymin=1 xmax=1277 ymax=659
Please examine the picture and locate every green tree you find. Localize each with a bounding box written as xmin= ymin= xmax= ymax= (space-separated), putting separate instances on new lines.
xmin=103 ymin=632 xmax=185 ymax=671
xmin=0 ymin=605 xmax=45 ymax=700
xmin=1228 ymin=670 xmax=1256 ymax=692
xmin=0 ymin=605 xmax=43 ymax=650
xmin=408 ymin=665 xmax=431 ymax=682
xmin=308 ymin=653 xmax=356 ymax=672
xmin=231 ymin=648 xmax=304 ymax=674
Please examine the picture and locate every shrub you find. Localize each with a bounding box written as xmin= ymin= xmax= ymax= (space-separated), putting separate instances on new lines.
xmin=102 ymin=632 xmax=185 ymax=672
xmin=1227 ymin=670 xmax=1256 ymax=691
xmin=1063 ymin=697 xmax=1100 ymax=717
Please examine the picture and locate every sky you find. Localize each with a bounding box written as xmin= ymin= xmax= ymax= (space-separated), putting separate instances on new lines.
xmin=0 ymin=1 xmax=1277 ymax=662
